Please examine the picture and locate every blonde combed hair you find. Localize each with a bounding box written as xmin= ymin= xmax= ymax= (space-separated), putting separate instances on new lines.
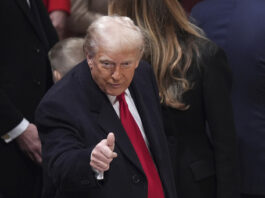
xmin=83 ymin=15 xmax=145 ymax=59
xmin=109 ymin=0 xmax=205 ymax=109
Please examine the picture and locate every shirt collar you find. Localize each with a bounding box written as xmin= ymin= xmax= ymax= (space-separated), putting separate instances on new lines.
xmin=107 ymin=89 xmax=130 ymax=105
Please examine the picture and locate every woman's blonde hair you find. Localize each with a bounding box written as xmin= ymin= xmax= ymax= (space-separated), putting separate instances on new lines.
xmin=109 ymin=0 xmax=205 ymax=109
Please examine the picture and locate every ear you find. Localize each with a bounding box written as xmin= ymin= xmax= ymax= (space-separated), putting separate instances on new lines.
xmin=53 ymin=70 xmax=62 ymax=83
xmin=135 ymin=59 xmax=141 ymax=69
xmin=86 ymin=55 xmax=93 ymax=69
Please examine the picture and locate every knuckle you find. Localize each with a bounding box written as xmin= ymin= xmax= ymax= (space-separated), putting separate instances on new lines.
xmin=95 ymin=144 xmax=101 ymax=149
xmin=90 ymin=158 xmax=96 ymax=164
xmin=91 ymin=151 xmax=97 ymax=157
xmin=90 ymin=157 xmax=94 ymax=162
xmin=97 ymin=168 xmax=103 ymax=172
xmin=90 ymin=161 xmax=95 ymax=167
xmin=105 ymin=164 xmax=110 ymax=171
xmin=93 ymin=150 xmax=101 ymax=158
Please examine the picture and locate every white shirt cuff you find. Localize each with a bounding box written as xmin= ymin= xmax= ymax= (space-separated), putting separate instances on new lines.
xmin=93 ymin=169 xmax=104 ymax=180
xmin=1 ymin=118 xmax=29 ymax=143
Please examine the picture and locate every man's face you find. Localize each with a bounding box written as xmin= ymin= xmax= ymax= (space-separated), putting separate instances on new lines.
xmin=88 ymin=45 xmax=141 ymax=96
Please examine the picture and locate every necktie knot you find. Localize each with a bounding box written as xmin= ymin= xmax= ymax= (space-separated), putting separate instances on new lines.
xmin=117 ymin=92 xmax=125 ymax=103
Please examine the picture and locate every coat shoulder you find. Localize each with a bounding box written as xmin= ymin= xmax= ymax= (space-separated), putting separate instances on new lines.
xmin=194 ymin=38 xmax=227 ymax=71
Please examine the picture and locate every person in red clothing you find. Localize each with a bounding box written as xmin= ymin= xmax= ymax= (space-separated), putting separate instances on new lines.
xmin=43 ymin=0 xmax=71 ymax=39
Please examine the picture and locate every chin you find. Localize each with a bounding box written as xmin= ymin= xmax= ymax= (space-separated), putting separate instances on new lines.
xmin=107 ymin=89 xmax=124 ymax=96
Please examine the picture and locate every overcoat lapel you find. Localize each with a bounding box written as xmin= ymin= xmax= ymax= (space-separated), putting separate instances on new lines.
xmin=130 ymin=75 xmax=177 ymax=198
xmin=129 ymin=80 xmax=164 ymax=174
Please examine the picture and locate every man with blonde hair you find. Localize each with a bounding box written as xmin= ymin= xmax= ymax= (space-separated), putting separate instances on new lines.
xmin=36 ymin=16 xmax=177 ymax=198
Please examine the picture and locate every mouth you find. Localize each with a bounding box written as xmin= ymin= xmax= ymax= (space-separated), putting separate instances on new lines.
xmin=109 ymin=83 xmax=121 ymax=88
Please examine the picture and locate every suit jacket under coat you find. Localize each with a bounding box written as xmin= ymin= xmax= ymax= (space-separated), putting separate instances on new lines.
xmin=191 ymin=0 xmax=265 ymax=195
xmin=162 ymin=40 xmax=239 ymax=198
xmin=0 ymin=0 xmax=58 ymax=197
xmin=36 ymin=60 xmax=177 ymax=198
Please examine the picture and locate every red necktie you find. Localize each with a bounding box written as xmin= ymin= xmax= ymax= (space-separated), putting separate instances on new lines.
xmin=117 ymin=93 xmax=165 ymax=198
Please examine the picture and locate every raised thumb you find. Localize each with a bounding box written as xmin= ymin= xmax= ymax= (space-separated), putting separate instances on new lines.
xmin=107 ymin=132 xmax=115 ymax=151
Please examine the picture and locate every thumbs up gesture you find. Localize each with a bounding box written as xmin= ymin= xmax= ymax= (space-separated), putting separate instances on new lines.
xmin=90 ymin=133 xmax=118 ymax=172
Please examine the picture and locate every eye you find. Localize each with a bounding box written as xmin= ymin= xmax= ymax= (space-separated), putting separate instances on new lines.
xmin=103 ymin=61 xmax=110 ymax=66
xmin=101 ymin=61 xmax=114 ymax=68
xmin=121 ymin=62 xmax=131 ymax=68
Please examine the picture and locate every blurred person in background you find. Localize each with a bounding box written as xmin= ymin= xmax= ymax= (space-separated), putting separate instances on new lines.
xmin=192 ymin=0 xmax=265 ymax=198
xmin=109 ymin=0 xmax=240 ymax=198
xmin=43 ymin=0 xmax=71 ymax=39
xmin=65 ymin=0 xmax=108 ymax=37
xmin=49 ymin=37 xmax=85 ymax=82
xmin=0 ymin=0 xmax=58 ymax=197
xmin=44 ymin=0 xmax=108 ymax=38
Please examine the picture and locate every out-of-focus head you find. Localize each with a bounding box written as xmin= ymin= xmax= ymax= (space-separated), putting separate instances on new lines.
xmin=49 ymin=37 xmax=85 ymax=82
xmin=84 ymin=15 xmax=145 ymax=96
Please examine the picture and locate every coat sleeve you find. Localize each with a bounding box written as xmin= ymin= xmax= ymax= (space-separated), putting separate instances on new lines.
xmin=36 ymin=100 xmax=100 ymax=193
xmin=0 ymin=89 xmax=23 ymax=136
xmin=202 ymin=47 xmax=240 ymax=198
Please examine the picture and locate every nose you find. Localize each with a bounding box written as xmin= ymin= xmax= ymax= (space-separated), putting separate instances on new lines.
xmin=111 ymin=66 xmax=121 ymax=80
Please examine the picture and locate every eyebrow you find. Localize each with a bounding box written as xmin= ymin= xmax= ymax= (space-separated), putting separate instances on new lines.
xmin=98 ymin=57 xmax=135 ymax=65
xmin=121 ymin=60 xmax=133 ymax=64
xmin=99 ymin=59 xmax=113 ymax=63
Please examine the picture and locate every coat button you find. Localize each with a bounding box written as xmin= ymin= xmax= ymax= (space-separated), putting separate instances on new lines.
xmin=132 ymin=175 xmax=141 ymax=184
xmin=35 ymin=48 xmax=40 ymax=53
xmin=35 ymin=81 xmax=41 ymax=86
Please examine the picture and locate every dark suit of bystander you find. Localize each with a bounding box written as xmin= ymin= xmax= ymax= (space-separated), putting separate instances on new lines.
xmin=0 ymin=0 xmax=58 ymax=197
